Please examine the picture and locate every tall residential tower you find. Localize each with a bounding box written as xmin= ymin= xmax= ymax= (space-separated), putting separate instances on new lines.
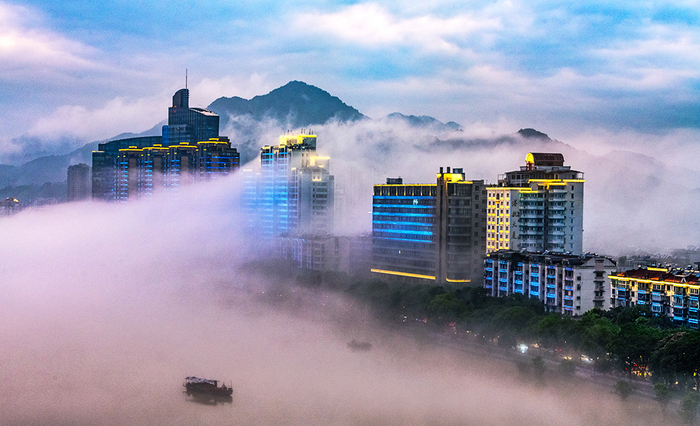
xmin=486 ymin=153 xmax=584 ymax=254
xmin=246 ymin=133 xmax=334 ymax=238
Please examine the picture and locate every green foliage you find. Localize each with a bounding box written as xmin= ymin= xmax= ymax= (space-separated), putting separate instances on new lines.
xmin=578 ymin=311 xmax=619 ymax=359
xmin=615 ymin=380 xmax=633 ymax=400
xmin=606 ymin=322 xmax=663 ymax=376
xmin=680 ymin=392 xmax=700 ymax=425
xmin=532 ymin=356 xmax=546 ymax=382
xmin=654 ymin=383 xmax=671 ymax=413
xmin=558 ymin=359 xmax=576 ymax=376
xmin=651 ymin=330 xmax=700 ymax=390
xmin=339 ymin=277 xmax=699 ymax=384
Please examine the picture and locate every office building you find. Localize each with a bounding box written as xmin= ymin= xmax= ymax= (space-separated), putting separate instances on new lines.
xmin=487 ymin=152 xmax=584 ymax=254
xmin=371 ymin=167 xmax=486 ymax=285
xmin=610 ymin=267 xmax=700 ymax=328
xmin=162 ymin=88 xmax=219 ymax=146
xmin=485 ymin=250 xmax=616 ymax=315
xmin=92 ymin=89 xmax=238 ymax=201
xmin=247 ymin=133 xmax=334 ymax=238
xmin=67 ymin=163 xmax=91 ymax=201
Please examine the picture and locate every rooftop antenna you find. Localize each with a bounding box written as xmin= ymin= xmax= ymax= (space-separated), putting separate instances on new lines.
xmin=185 ymin=69 xmax=188 ymax=89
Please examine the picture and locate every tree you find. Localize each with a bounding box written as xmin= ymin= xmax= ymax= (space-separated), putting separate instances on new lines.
xmin=532 ymin=356 xmax=546 ymax=385
xmin=654 ymin=383 xmax=671 ymax=414
xmin=679 ymin=392 xmax=700 ymax=425
xmin=615 ymin=380 xmax=633 ymax=401
xmin=578 ymin=312 xmax=619 ymax=360
xmin=427 ymin=292 xmax=464 ymax=322
xmin=558 ymin=359 xmax=576 ymax=376
xmin=607 ymin=322 xmax=662 ymax=377
xmin=651 ymin=331 xmax=700 ymax=390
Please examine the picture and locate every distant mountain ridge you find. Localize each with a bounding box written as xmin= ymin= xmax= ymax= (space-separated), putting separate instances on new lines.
xmin=384 ymin=113 xmax=462 ymax=132
xmin=208 ymin=81 xmax=366 ymax=130
xmin=0 ymin=80 xmax=558 ymax=203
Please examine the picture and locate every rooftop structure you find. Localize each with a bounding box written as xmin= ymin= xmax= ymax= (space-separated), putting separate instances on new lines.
xmin=487 ymin=152 xmax=584 ymax=254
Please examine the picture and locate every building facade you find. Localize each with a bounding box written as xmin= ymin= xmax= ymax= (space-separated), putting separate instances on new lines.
xmin=92 ymin=89 xmax=238 ymax=201
xmin=246 ymin=133 xmax=334 ymax=238
xmin=67 ymin=163 xmax=91 ymax=201
xmin=0 ymin=197 xmax=22 ymax=216
xmin=371 ymin=167 xmax=487 ymax=285
xmin=485 ymin=250 xmax=616 ymax=315
xmin=486 ymin=153 xmax=584 ymax=254
xmin=610 ymin=267 xmax=700 ymax=328
xmin=162 ymin=88 xmax=220 ymax=146
xmin=274 ymin=234 xmax=371 ymax=276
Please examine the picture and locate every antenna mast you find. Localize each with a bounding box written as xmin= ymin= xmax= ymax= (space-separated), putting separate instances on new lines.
xmin=185 ymin=69 xmax=188 ymax=89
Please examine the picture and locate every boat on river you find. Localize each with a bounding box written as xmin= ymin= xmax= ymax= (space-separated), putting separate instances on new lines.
xmin=183 ymin=376 xmax=233 ymax=397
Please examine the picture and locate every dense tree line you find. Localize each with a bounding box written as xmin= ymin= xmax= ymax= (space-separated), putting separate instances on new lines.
xmin=344 ymin=279 xmax=700 ymax=390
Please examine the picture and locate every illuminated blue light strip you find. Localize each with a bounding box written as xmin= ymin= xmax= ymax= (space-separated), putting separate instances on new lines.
xmin=373 ymin=221 xmax=432 ymax=227
xmin=373 ymin=196 xmax=433 ymax=200
xmin=372 ymin=212 xmax=433 ymax=217
xmin=374 ymin=237 xmax=433 ymax=243
xmin=373 ymin=204 xmax=435 ymax=209
xmin=375 ymin=229 xmax=432 ymax=236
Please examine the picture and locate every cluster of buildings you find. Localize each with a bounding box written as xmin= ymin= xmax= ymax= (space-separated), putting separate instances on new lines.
xmin=56 ymin=86 xmax=700 ymax=326
xmin=0 ymin=197 xmax=22 ymax=216
xmin=85 ymin=88 xmax=240 ymax=202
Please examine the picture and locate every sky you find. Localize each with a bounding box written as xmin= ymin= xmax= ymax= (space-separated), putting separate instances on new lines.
xmin=2 ymin=0 xmax=700 ymax=158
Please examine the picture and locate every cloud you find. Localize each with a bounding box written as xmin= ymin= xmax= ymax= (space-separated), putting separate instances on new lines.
xmin=28 ymin=95 xmax=166 ymax=141
xmin=0 ymin=2 xmax=100 ymax=77
xmin=293 ymin=3 xmax=501 ymax=53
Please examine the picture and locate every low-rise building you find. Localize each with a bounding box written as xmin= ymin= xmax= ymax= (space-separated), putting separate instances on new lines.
xmin=609 ymin=267 xmax=700 ymax=328
xmin=485 ymin=250 xmax=616 ymax=315
xmin=275 ymin=234 xmax=371 ymax=276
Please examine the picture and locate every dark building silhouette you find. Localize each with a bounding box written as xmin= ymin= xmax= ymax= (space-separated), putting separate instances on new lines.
xmin=163 ymin=89 xmax=219 ymax=146
xmin=67 ymin=163 xmax=91 ymax=201
xmin=92 ymin=89 xmax=238 ymax=201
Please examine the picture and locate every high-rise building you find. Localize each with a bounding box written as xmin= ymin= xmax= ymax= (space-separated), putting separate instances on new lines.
xmin=371 ymin=167 xmax=486 ymax=285
xmin=486 ymin=153 xmax=584 ymax=254
xmin=67 ymin=163 xmax=91 ymax=201
xmin=247 ymin=133 xmax=334 ymax=238
xmin=92 ymin=89 xmax=238 ymax=201
xmin=484 ymin=251 xmax=616 ymax=315
xmin=162 ymin=88 xmax=219 ymax=146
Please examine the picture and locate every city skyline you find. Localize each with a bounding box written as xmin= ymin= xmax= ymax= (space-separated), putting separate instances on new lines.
xmin=1 ymin=1 xmax=700 ymax=170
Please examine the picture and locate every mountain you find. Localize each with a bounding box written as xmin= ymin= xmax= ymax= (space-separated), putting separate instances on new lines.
xmin=383 ymin=113 xmax=462 ymax=132
xmin=208 ymin=81 xmax=365 ymax=130
xmin=518 ymin=128 xmax=551 ymax=140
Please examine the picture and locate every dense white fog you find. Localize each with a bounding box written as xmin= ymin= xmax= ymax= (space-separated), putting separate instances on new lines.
xmin=0 ymin=174 xmax=676 ymax=425
xmin=225 ymin=118 xmax=700 ymax=254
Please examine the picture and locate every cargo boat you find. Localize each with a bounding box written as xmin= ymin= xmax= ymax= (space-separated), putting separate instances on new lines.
xmin=183 ymin=376 xmax=233 ymax=397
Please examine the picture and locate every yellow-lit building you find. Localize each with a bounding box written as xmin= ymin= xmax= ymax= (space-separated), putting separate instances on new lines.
xmin=610 ymin=267 xmax=700 ymax=328
xmin=248 ymin=133 xmax=334 ymax=238
xmin=486 ymin=153 xmax=584 ymax=254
